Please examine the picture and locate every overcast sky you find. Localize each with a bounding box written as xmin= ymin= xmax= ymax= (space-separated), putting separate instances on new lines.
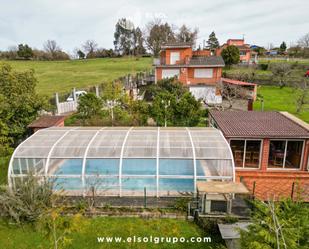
xmin=1 ymin=0 xmax=308 ymax=54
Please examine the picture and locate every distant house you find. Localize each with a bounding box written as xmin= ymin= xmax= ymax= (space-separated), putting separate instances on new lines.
xmin=209 ymin=110 xmax=309 ymax=201
xmin=218 ymin=39 xmax=257 ymax=64
xmin=154 ymin=42 xmax=225 ymax=104
xmin=28 ymin=115 xmax=65 ymax=133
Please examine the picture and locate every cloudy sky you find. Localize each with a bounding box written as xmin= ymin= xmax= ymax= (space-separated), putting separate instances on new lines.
xmin=1 ymin=0 xmax=308 ymax=53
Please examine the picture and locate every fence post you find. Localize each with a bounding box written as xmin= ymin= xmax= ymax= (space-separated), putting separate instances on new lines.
xmin=144 ymin=187 xmax=147 ymax=208
xmin=291 ymin=182 xmax=295 ymax=200
xmin=55 ymin=93 xmax=59 ymax=115
xmin=95 ymin=86 xmax=99 ymax=97
xmin=73 ymin=88 xmax=76 ymax=102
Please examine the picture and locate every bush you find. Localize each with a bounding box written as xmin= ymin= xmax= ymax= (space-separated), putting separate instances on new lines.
xmin=0 ymin=174 xmax=54 ymax=224
xmin=259 ymin=63 xmax=269 ymax=71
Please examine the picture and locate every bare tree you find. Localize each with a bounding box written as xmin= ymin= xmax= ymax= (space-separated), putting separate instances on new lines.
xmin=298 ymin=33 xmax=309 ymax=48
xmin=82 ymin=40 xmax=98 ymax=57
xmin=218 ymin=82 xmax=245 ymax=109
xmin=44 ymin=40 xmax=60 ymax=54
xmin=270 ymin=63 xmax=292 ymax=88
xmin=293 ymin=78 xmax=309 ymax=113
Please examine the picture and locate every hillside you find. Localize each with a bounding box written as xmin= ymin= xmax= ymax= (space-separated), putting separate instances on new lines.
xmin=1 ymin=57 xmax=153 ymax=96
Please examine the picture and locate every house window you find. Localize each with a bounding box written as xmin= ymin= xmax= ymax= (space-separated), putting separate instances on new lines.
xmin=194 ymin=69 xmax=213 ymax=78
xmin=230 ymin=139 xmax=261 ymax=168
xmin=162 ymin=69 xmax=180 ymax=79
xmin=268 ymin=140 xmax=303 ymax=169
xmin=170 ymin=52 xmax=180 ymax=64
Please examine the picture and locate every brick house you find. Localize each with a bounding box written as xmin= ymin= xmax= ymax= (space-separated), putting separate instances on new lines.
xmin=218 ymin=39 xmax=256 ymax=64
xmin=209 ymin=110 xmax=309 ymax=201
xmin=154 ymin=42 xmax=224 ymax=104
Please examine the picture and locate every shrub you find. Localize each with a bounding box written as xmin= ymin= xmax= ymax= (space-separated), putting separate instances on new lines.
xmin=259 ymin=63 xmax=269 ymax=71
xmin=0 ymin=174 xmax=54 ymax=224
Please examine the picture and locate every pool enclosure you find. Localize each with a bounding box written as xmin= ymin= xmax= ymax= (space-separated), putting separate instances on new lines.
xmin=9 ymin=127 xmax=235 ymax=197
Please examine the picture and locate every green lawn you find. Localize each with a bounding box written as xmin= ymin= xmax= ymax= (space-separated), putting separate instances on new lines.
xmin=258 ymin=58 xmax=309 ymax=65
xmin=0 ymin=217 xmax=222 ymax=249
xmin=254 ymin=85 xmax=309 ymax=122
xmin=1 ymin=57 xmax=153 ymax=96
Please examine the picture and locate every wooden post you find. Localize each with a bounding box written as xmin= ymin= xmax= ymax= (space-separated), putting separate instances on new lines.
xmin=291 ymin=182 xmax=295 ymax=200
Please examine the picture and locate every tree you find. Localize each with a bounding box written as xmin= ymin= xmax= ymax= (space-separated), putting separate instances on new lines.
xmin=221 ymin=45 xmax=240 ymax=68
xmin=132 ymin=27 xmax=146 ymax=55
xmin=293 ymin=78 xmax=309 ymax=113
xmin=298 ymin=33 xmax=309 ymax=48
xmin=270 ymin=63 xmax=292 ymax=88
xmin=77 ymin=93 xmax=102 ymax=121
xmin=39 ymin=208 xmax=85 ymax=249
xmin=207 ymin=31 xmax=220 ymax=50
xmin=77 ymin=50 xmax=85 ymax=59
xmin=219 ymin=83 xmax=245 ymax=109
xmin=150 ymin=78 xmax=204 ymax=126
xmin=44 ymin=40 xmax=60 ymax=55
xmin=146 ymin=19 xmax=175 ymax=56
xmin=114 ymin=18 xmax=135 ymax=55
xmin=82 ymin=40 xmax=98 ymax=58
xmin=17 ymin=44 xmax=33 ymax=59
xmin=0 ymin=64 xmax=46 ymax=150
xmin=240 ymin=198 xmax=309 ymax=249
xmin=279 ymin=41 xmax=287 ymax=53
xmin=176 ymin=25 xmax=198 ymax=44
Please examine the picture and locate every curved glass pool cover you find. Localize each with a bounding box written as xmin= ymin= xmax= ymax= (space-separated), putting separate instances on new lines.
xmin=9 ymin=127 xmax=235 ymax=197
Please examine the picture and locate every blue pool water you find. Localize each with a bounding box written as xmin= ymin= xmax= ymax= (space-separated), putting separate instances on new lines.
xmin=53 ymin=159 xmax=204 ymax=193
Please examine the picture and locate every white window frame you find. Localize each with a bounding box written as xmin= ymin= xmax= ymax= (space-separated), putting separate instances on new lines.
xmin=170 ymin=52 xmax=180 ymax=64
xmin=194 ymin=68 xmax=213 ymax=78
xmin=268 ymin=139 xmax=305 ymax=170
xmin=229 ymin=138 xmax=263 ymax=169
xmin=162 ymin=69 xmax=180 ymax=79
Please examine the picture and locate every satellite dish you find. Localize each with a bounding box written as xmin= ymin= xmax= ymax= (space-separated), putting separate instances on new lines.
xmin=118 ymin=19 xmax=134 ymax=31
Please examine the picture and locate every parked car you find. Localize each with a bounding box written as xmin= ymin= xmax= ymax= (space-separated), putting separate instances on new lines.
xmin=66 ymin=90 xmax=87 ymax=102
xmin=305 ymin=70 xmax=309 ymax=77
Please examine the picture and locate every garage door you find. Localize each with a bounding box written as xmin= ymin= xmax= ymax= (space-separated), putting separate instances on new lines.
xmin=162 ymin=69 xmax=180 ymax=79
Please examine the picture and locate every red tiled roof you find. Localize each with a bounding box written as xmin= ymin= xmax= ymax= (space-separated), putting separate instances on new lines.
xmin=222 ymin=78 xmax=256 ymax=86
xmin=210 ymin=110 xmax=309 ymax=138
xmin=28 ymin=115 xmax=65 ymax=128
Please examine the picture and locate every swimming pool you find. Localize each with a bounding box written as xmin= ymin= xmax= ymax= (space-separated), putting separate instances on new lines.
xmin=53 ymin=158 xmax=201 ymax=193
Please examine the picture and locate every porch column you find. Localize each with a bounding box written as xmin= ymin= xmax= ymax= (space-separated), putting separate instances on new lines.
xmin=260 ymin=139 xmax=270 ymax=171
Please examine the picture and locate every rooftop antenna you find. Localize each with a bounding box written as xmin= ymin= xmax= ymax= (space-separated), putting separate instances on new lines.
xmin=242 ymin=34 xmax=245 ymax=40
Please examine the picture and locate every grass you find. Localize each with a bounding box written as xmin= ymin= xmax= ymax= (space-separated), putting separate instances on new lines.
xmin=0 ymin=217 xmax=222 ymax=249
xmin=253 ymin=85 xmax=309 ymax=122
xmin=1 ymin=57 xmax=153 ymax=97
xmin=258 ymin=58 xmax=309 ymax=65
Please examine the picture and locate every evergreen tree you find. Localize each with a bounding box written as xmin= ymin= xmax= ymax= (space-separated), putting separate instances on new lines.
xmin=221 ymin=45 xmax=240 ymax=68
xmin=207 ymin=31 xmax=220 ymax=49
xmin=280 ymin=41 xmax=287 ymax=52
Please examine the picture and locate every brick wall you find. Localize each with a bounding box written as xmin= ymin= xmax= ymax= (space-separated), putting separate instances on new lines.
xmin=236 ymin=170 xmax=309 ymax=201
xmin=235 ymin=138 xmax=309 ymax=201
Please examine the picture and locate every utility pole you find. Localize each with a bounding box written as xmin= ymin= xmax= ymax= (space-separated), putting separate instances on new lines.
xmin=162 ymin=100 xmax=171 ymax=127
